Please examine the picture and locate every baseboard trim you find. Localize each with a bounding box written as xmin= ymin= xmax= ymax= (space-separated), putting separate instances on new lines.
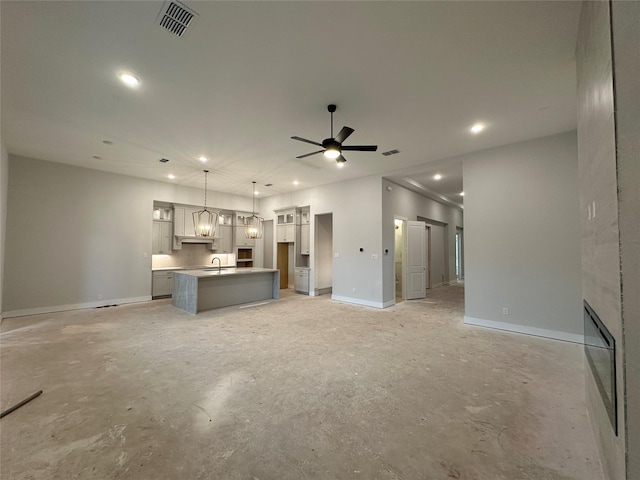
xmin=463 ymin=316 xmax=584 ymax=344
xmin=3 ymin=296 xmax=152 ymax=319
xmin=331 ymin=295 xmax=386 ymax=309
xmin=313 ymin=287 xmax=332 ymax=296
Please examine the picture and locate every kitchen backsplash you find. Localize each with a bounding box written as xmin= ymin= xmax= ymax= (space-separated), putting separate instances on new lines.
xmin=152 ymin=243 xmax=235 ymax=269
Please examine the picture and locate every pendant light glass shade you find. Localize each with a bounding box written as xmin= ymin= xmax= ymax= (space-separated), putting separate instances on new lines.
xmin=245 ymin=181 xmax=264 ymax=239
xmin=193 ymin=170 xmax=219 ymax=237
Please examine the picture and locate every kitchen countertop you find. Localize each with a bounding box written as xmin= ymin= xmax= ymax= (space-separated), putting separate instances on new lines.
xmin=174 ymin=267 xmax=278 ymax=278
xmin=152 ymin=265 xmax=235 ymax=272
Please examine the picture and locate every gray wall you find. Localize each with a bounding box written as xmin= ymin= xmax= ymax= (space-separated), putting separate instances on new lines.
xmin=612 ymin=1 xmax=640 ymax=476
xmin=0 ymin=144 xmax=8 ymax=318
xmin=578 ymin=1 xmax=640 ymax=478
xmin=4 ymin=155 xmax=254 ymax=316
xmin=259 ymin=175 xmax=384 ymax=307
xmin=463 ymin=132 xmax=582 ymax=342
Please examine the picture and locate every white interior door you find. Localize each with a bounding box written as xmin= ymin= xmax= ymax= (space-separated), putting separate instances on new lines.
xmin=405 ymin=221 xmax=426 ymax=299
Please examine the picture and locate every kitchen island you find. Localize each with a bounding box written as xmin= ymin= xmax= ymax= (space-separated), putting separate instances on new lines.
xmin=172 ymin=268 xmax=280 ymax=314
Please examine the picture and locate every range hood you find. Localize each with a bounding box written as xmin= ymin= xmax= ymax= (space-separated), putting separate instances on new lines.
xmin=173 ymin=234 xmax=220 ymax=251
xmin=175 ymin=235 xmax=220 ymax=242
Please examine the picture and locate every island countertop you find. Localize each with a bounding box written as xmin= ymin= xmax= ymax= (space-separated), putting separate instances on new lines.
xmin=175 ymin=267 xmax=278 ymax=277
xmin=172 ymin=268 xmax=280 ymax=314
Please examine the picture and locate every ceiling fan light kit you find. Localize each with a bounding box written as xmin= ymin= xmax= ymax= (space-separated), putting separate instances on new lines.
xmin=292 ymin=104 xmax=377 ymax=165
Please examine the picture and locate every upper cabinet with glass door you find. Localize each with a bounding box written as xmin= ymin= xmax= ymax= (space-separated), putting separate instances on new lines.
xmin=275 ymin=208 xmax=296 ymax=243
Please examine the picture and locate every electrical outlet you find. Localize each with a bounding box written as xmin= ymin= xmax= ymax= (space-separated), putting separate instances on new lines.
xmin=371 ymin=254 xmax=378 ymax=260
xmin=98 ymin=293 xmax=103 ymax=300
xmin=502 ymin=307 xmax=509 ymax=315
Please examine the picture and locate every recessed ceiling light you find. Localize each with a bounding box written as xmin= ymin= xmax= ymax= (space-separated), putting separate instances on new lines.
xmin=470 ymin=123 xmax=485 ymax=134
xmin=293 ymin=180 xmax=299 ymax=186
xmin=168 ymin=174 xmax=176 ymax=180
xmin=254 ymin=190 xmax=259 ymax=196
xmin=118 ymin=72 xmax=140 ymax=87
xmin=198 ymin=156 xmax=208 ymax=162
xmin=460 ymin=191 xmax=465 ymax=196
xmin=433 ymin=174 xmax=442 ymax=180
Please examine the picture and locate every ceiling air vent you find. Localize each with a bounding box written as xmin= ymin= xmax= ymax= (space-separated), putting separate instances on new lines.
xmin=382 ymin=149 xmax=400 ymax=157
xmin=158 ymin=1 xmax=197 ymax=38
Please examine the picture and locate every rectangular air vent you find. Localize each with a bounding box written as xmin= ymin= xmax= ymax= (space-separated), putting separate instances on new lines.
xmin=158 ymin=1 xmax=197 ymax=37
xmin=382 ymin=149 xmax=400 ymax=156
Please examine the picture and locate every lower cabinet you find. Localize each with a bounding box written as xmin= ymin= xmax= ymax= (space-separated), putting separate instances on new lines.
xmin=152 ymin=271 xmax=173 ymax=298
xmin=294 ymin=267 xmax=309 ymax=294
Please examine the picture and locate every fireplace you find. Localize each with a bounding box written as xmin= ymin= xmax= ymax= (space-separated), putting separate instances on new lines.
xmin=584 ymin=300 xmax=617 ymax=435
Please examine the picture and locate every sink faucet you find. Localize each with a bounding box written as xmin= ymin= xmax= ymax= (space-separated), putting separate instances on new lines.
xmin=211 ymin=256 xmax=222 ymax=273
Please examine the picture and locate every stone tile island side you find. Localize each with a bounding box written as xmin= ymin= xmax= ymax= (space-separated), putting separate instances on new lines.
xmin=172 ymin=268 xmax=280 ymax=314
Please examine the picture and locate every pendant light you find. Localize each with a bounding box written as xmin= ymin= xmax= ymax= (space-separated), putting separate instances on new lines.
xmin=193 ymin=170 xmax=219 ymax=237
xmin=245 ymin=181 xmax=264 ymax=239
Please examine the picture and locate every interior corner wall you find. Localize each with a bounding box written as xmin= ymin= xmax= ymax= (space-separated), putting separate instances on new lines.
xmin=4 ymin=155 xmax=254 ymax=316
xmin=611 ymin=1 xmax=640 ymax=477
xmin=0 ymin=143 xmax=9 ymax=319
xmin=462 ymin=131 xmax=582 ymax=343
xmin=576 ymin=1 xmax=628 ymax=478
xmin=259 ymin=175 xmax=384 ymax=307
xmin=381 ymin=178 xmax=463 ymax=305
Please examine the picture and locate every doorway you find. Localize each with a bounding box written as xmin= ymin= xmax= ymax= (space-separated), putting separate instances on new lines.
xmin=455 ymin=227 xmax=464 ymax=281
xmin=315 ymin=213 xmax=333 ymax=295
xmin=394 ymin=218 xmax=405 ymax=300
xmin=277 ymin=243 xmax=289 ymax=289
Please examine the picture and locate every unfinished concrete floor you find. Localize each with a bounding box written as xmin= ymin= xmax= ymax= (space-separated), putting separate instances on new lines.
xmin=1 ymin=285 xmax=603 ymax=480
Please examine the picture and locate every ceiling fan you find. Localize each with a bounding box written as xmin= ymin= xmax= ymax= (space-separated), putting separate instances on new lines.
xmin=291 ymin=104 xmax=378 ymax=166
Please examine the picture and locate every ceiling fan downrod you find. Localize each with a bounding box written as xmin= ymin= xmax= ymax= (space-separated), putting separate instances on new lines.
xmin=328 ymin=104 xmax=336 ymax=138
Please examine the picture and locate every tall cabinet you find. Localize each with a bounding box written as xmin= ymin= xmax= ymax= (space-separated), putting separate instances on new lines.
xmin=294 ymin=206 xmax=311 ymax=294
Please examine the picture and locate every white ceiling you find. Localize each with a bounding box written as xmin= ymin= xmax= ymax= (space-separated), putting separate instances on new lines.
xmin=1 ymin=1 xmax=581 ymax=206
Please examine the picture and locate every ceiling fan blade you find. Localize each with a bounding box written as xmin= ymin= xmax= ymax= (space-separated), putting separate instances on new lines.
xmin=296 ymin=150 xmax=324 ymax=159
xmin=291 ymin=136 xmax=323 ymax=147
xmin=341 ymin=145 xmax=378 ymax=152
xmin=335 ymin=126 xmax=354 ymax=143
xmin=337 ymin=154 xmax=347 ymax=164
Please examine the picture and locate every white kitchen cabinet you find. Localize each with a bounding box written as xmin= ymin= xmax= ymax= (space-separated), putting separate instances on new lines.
xmin=277 ymin=210 xmax=295 ymax=225
xmin=175 ymin=206 xmax=211 ymax=237
xmin=215 ymin=225 xmax=234 ymax=253
xmin=152 ymin=271 xmax=173 ymax=297
xmin=300 ymin=208 xmax=310 ymax=225
xmin=276 ymin=208 xmax=296 ymax=243
xmin=235 ymin=213 xmax=255 ymax=247
xmin=294 ymin=268 xmax=309 ymax=294
xmin=173 ymin=207 xmax=186 ymax=237
xmin=277 ymin=224 xmax=295 ymax=243
xmin=300 ymin=223 xmax=310 ymax=255
xmin=152 ymin=221 xmax=172 ymax=254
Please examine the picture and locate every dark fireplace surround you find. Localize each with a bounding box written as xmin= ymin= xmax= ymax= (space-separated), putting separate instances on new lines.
xmin=584 ymin=300 xmax=617 ymax=435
